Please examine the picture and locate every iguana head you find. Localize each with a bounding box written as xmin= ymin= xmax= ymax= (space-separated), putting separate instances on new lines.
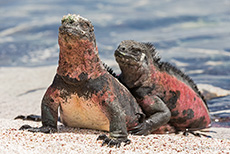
xmin=59 ymin=14 xmax=96 ymax=45
xmin=115 ymin=40 xmax=159 ymax=88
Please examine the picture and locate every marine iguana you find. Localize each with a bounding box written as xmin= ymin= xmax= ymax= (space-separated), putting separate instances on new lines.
xmin=114 ymin=40 xmax=211 ymax=134
xmin=16 ymin=14 xmax=172 ymax=148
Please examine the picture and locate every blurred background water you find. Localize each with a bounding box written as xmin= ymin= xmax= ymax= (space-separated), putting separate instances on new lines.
xmin=0 ymin=0 xmax=229 ymax=127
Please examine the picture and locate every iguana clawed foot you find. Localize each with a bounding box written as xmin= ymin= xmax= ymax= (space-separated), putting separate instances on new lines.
xmin=97 ymin=134 xmax=131 ymax=148
xmin=19 ymin=125 xmax=57 ymax=133
xmin=182 ymin=129 xmax=212 ymax=138
xmin=14 ymin=114 xmax=41 ymax=122
xmin=128 ymin=121 xmax=151 ymax=136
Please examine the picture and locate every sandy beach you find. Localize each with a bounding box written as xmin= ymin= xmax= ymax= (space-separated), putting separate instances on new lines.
xmin=0 ymin=65 xmax=230 ymax=153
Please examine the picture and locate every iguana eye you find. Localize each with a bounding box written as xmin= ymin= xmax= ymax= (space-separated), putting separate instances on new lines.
xmin=80 ymin=22 xmax=89 ymax=31
xmin=118 ymin=45 xmax=126 ymax=51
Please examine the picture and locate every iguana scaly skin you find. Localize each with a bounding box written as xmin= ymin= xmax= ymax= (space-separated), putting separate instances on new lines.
xmin=114 ymin=40 xmax=211 ymax=134
xmin=18 ymin=15 xmax=150 ymax=147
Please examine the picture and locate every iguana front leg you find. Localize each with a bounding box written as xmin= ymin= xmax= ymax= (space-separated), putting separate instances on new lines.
xmin=130 ymin=95 xmax=171 ymax=135
xmin=97 ymin=100 xmax=131 ymax=147
xmin=19 ymin=86 xmax=60 ymax=133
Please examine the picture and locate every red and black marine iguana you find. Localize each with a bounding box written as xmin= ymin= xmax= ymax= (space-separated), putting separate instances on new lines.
xmin=16 ymin=15 xmax=172 ymax=147
xmin=114 ymin=40 xmax=211 ymax=135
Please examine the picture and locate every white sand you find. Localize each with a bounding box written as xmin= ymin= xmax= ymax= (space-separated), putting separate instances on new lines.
xmin=0 ymin=66 xmax=56 ymax=119
xmin=0 ymin=65 xmax=230 ymax=153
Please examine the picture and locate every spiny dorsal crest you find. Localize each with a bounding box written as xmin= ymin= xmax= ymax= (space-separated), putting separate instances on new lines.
xmin=102 ymin=63 xmax=117 ymax=78
xmin=142 ymin=42 xmax=161 ymax=63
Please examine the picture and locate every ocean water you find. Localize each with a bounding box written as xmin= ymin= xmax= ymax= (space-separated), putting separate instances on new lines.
xmin=0 ymin=0 xmax=229 ymax=127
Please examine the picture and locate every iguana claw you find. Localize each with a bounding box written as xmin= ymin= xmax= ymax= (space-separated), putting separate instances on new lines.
xmin=182 ymin=130 xmax=212 ymax=138
xmin=14 ymin=114 xmax=41 ymax=121
xmin=19 ymin=125 xmax=57 ymax=133
xmin=97 ymin=134 xmax=131 ymax=148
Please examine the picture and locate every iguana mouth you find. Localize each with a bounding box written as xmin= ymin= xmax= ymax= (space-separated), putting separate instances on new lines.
xmin=115 ymin=50 xmax=143 ymax=66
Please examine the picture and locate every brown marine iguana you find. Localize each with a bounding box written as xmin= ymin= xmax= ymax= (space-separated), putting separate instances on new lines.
xmin=17 ymin=15 xmax=171 ymax=147
xmin=114 ymin=40 xmax=211 ymax=135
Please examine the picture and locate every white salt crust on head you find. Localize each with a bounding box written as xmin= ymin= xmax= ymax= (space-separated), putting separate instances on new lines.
xmin=61 ymin=14 xmax=89 ymax=24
